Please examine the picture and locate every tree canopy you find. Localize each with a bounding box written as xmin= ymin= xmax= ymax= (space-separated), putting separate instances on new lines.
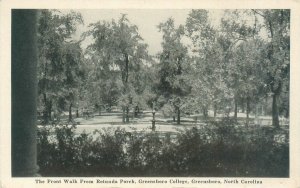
xmin=36 ymin=9 xmax=290 ymax=128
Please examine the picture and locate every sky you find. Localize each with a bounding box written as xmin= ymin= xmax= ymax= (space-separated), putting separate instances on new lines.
xmin=68 ymin=9 xmax=224 ymax=56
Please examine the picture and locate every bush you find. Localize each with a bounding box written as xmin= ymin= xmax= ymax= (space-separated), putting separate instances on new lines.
xmin=37 ymin=119 xmax=289 ymax=177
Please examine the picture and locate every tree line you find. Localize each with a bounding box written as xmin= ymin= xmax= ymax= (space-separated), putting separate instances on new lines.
xmin=37 ymin=9 xmax=289 ymax=128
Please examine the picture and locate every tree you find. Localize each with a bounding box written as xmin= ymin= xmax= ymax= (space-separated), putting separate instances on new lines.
xmin=157 ymin=18 xmax=191 ymax=124
xmin=62 ymin=42 xmax=85 ymax=122
xmin=82 ymin=48 xmax=122 ymax=115
xmin=85 ymin=14 xmax=149 ymax=123
xmin=252 ymin=9 xmax=290 ymax=128
xmin=185 ymin=10 xmax=233 ymax=119
xmin=218 ymin=10 xmax=261 ymax=121
xmin=37 ymin=10 xmax=83 ymax=124
xmin=230 ymin=39 xmax=265 ymax=125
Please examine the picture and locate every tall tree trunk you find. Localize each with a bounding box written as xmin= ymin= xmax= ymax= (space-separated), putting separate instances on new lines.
xmin=173 ymin=115 xmax=176 ymax=122
xmin=265 ymin=97 xmax=268 ymax=115
xmin=134 ymin=106 xmax=139 ymax=118
xmin=131 ymin=107 xmax=134 ymax=120
xmin=121 ymin=53 xmax=130 ymax=123
xmin=234 ymin=96 xmax=238 ymax=120
xmin=125 ymin=53 xmax=129 ymax=83
xmin=43 ymin=94 xmax=52 ymax=123
xmin=42 ymin=93 xmax=48 ymax=124
xmin=213 ymin=104 xmax=217 ymax=118
xmin=267 ymin=19 xmax=281 ymax=128
xmin=122 ymin=107 xmax=125 ymax=123
xmin=48 ymin=100 xmax=52 ymax=121
xmin=272 ymin=93 xmax=280 ymax=128
xmin=126 ymin=106 xmax=129 ymax=123
xmin=68 ymin=103 xmax=72 ymax=122
xmin=177 ymin=106 xmax=180 ymax=125
xmin=203 ymin=107 xmax=208 ymax=119
xmin=246 ymin=97 xmax=250 ymax=127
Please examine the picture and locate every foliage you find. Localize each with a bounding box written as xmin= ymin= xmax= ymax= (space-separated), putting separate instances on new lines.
xmin=156 ymin=18 xmax=192 ymax=124
xmin=37 ymin=122 xmax=289 ymax=177
xmin=84 ymin=14 xmax=151 ymax=121
xmin=185 ymin=10 xmax=234 ymax=117
xmin=253 ymin=10 xmax=290 ymax=127
xmin=184 ymin=9 xmax=289 ymax=125
xmin=36 ymin=9 xmax=290 ymax=128
xmin=37 ymin=10 xmax=84 ymax=123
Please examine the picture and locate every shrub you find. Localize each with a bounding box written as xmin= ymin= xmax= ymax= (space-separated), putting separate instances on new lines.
xmin=37 ymin=120 xmax=289 ymax=177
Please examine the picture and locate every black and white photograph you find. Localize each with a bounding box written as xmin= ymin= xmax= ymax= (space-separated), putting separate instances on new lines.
xmin=1 ymin=0 xmax=300 ymax=187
